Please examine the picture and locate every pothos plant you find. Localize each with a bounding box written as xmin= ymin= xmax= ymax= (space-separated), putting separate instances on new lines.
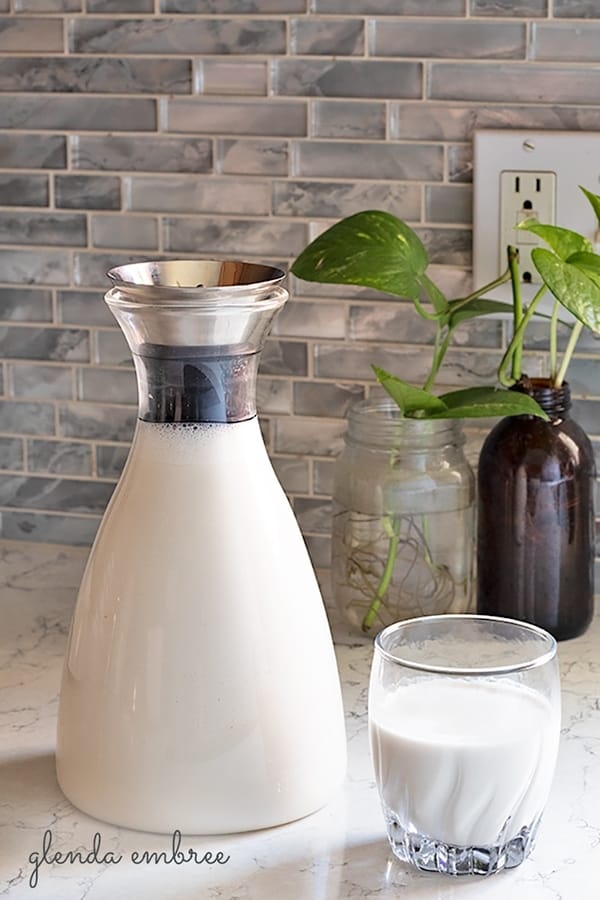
xmin=290 ymin=187 xmax=600 ymax=633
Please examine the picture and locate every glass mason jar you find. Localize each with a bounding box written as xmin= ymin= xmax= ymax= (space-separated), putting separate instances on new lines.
xmin=477 ymin=378 xmax=596 ymax=641
xmin=332 ymin=399 xmax=476 ymax=635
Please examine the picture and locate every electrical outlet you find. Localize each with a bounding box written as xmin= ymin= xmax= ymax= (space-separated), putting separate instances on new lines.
xmin=499 ymin=170 xmax=556 ymax=284
xmin=472 ymin=130 xmax=600 ymax=314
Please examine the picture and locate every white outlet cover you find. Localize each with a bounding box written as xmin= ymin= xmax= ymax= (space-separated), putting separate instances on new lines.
xmin=472 ymin=129 xmax=600 ymax=314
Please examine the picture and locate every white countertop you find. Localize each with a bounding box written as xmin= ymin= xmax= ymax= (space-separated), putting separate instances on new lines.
xmin=1 ymin=539 xmax=599 ymax=900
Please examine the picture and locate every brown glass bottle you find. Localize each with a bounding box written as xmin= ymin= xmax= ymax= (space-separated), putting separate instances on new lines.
xmin=477 ymin=378 xmax=595 ymax=641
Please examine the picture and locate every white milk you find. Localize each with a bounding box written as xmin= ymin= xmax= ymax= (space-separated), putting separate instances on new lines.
xmin=370 ymin=678 xmax=558 ymax=847
xmin=57 ymin=418 xmax=347 ymax=834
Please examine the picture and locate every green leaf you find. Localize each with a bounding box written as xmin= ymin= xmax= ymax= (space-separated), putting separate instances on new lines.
xmin=580 ymin=185 xmax=600 ymax=226
xmin=532 ymin=247 xmax=600 ymax=332
xmin=518 ymin=220 xmax=592 ymax=260
xmin=290 ymin=210 xmax=429 ymax=301
xmin=431 ymin=387 xmax=549 ymax=420
xmin=418 ymin=273 xmax=448 ymax=316
xmin=567 ymin=251 xmax=600 ymax=290
xmin=447 ymin=297 xmax=515 ymax=327
xmin=372 ymin=366 xmax=447 ymax=416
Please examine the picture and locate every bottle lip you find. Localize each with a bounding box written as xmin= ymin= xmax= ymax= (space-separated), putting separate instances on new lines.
xmin=105 ymin=259 xmax=287 ymax=310
xmin=512 ymin=376 xmax=571 ymax=415
xmin=346 ymin=398 xmax=465 ymax=449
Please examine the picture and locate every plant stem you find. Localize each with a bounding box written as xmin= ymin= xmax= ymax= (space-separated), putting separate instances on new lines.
xmin=423 ymin=325 xmax=452 ymax=392
xmin=508 ymin=246 xmax=523 ymax=382
xmin=549 ymin=300 xmax=559 ymax=381
xmin=498 ymin=284 xmax=547 ymax=387
xmin=449 ymin=267 xmax=512 ymax=315
xmin=554 ymin=321 xmax=583 ymax=387
xmin=362 ymin=517 xmax=401 ymax=633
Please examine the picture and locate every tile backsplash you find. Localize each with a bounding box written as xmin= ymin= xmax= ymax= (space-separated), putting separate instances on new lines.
xmin=1 ymin=0 xmax=600 ymax=575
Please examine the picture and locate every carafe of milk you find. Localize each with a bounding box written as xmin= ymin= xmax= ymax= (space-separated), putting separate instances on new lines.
xmin=56 ymin=260 xmax=347 ymax=834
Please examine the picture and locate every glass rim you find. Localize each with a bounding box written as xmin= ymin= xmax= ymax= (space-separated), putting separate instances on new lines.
xmin=374 ymin=614 xmax=557 ymax=676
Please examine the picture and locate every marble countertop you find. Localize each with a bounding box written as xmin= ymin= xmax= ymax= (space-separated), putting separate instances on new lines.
xmin=1 ymin=539 xmax=599 ymax=900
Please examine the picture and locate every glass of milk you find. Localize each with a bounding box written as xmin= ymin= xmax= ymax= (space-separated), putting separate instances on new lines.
xmin=369 ymin=614 xmax=560 ymax=876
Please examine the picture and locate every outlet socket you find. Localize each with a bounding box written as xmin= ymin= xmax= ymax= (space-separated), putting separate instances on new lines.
xmin=472 ymin=129 xmax=600 ymax=314
xmin=499 ymin=170 xmax=556 ymax=284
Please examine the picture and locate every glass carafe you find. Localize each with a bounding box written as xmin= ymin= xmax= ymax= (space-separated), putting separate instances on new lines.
xmin=56 ymin=260 xmax=347 ymax=834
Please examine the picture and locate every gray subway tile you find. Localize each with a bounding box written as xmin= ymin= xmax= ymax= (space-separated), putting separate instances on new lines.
xmin=274 ymin=417 xmax=346 ymax=456
xmin=127 ymin=176 xmax=270 ymax=215
xmin=96 ymin=444 xmax=129 ymax=479
xmin=294 ymin=381 xmax=365 ymax=417
xmin=162 ymin=0 xmax=306 ymax=10
xmin=470 ymin=0 xmax=547 ymax=13
xmin=0 ymin=17 xmax=62 ymax=51
xmin=71 ymin=17 xmax=286 ymax=55
xmin=291 ymin=18 xmax=364 ymax=56
xmin=272 ymin=456 xmax=309 ymax=494
xmin=371 ymin=20 xmax=525 ymax=59
xmin=0 ymin=97 xmax=155 ymax=132
xmin=74 ymin=252 xmax=161 ymax=288
xmin=88 ymin=0 xmax=153 ymax=10
xmin=55 ymin=175 xmax=121 ymax=211
xmin=532 ymin=22 xmax=600 ymax=61
xmin=0 ymin=511 xmax=100 ymax=546
xmin=0 ymin=473 xmax=114 ymax=514
xmin=57 ymin=291 xmax=114 ymax=327
xmin=78 ymin=367 xmax=137 ymax=405
xmin=349 ymin=304 xmax=501 ymax=348
xmin=0 ymin=249 xmax=70 ymax=286
xmin=72 ymin=135 xmax=212 ymax=173
xmin=217 ymin=139 xmax=289 ymax=176
xmin=272 ymin=180 xmax=420 ymax=220
xmin=0 ymin=289 xmax=52 ymax=323
xmin=312 ymin=100 xmax=386 ymax=140
xmin=429 ymin=63 xmax=600 ymax=104
xmin=0 ymin=134 xmax=65 ymax=168
xmin=0 ymin=58 xmax=191 ymax=94
xmin=256 ymin=377 xmax=293 ymax=415
xmin=273 ymin=299 xmax=346 ymax=340
xmin=167 ymin=99 xmax=307 ymax=137
xmin=1 ymin=328 xmax=88 ymax=363
xmin=314 ymin=0 xmax=464 ymax=12
xmin=561 ymin=358 xmax=600 ymax=398
xmin=569 ymin=400 xmax=600 ymax=435
xmin=448 ymin=145 xmax=472 ymax=183
xmin=95 ymin=330 xmax=133 ymax=367
xmin=0 ymin=400 xmax=55 ymax=435
xmin=59 ymin=402 xmax=137 ymax=442
xmin=274 ymin=59 xmax=422 ymax=100
xmin=554 ymin=0 xmax=600 ymax=15
xmin=260 ymin=340 xmax=308 ymax=377
xmin=426 ymin=185 xmax=473 ymax=225
xmin=15 ymin=0 xmax=81 ymax=9
xmin=0 ymin=174 xmax=48 ymax=207
xmin=293 ymin=497 xmax=332 ymax=535
xmin=305 ymin=534 xmax=331 ymax=569
xmin=295 ymin=141 xmax=442 ymax=181
xmin=164 ymin=217 xmax=307 ymax=257
xmin=0 ymin=212 xmax=86 ymax=247
xmin=313 ymin=459 xmax=334 ymax=497
xmin=91 ymin=214 xmax=159 ymax=251
xmin=27 ymin=439 xmax=92 ymax=476
xmin=416 ymin=227 xmax=471 ymax=266
xmin=0 ymin=436 xmax=23 ymax=471
xmin=10 ymin=364 xmax=74 ymax=399
xmin=201 ymin=60 xmax=268 ymax=96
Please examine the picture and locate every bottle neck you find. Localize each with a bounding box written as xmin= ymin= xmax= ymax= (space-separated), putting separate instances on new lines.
xmin=346 ymin=399 xmax=465 ymax=452
xmin=133 ymin=344 xmax=259 ymax=424
xmin=512 ymin=377 xmax=571 ymax=419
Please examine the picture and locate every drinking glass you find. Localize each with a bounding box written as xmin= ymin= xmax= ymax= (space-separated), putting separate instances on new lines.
xmin=369 ymin=614 xmax=560 ymax=876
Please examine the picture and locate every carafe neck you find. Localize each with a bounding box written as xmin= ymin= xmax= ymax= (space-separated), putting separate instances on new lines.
xmin=512 ymin=377 xmax=571 ymax=420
